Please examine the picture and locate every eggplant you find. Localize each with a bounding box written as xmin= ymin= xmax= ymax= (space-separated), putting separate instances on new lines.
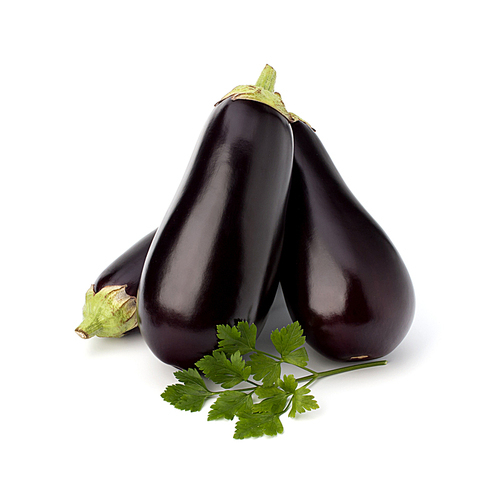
xmin=279 ymin=120 xmax=415 ymax=361
xmin=75 ymin=230 xmax=156 ymax=339
xmin=137 ymin=66 xmax=294 ymax=369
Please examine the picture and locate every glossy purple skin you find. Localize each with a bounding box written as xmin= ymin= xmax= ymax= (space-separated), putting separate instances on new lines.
xmin=138 ymin=98 xmax=293 ymax=369
xmin=95 ymin=230 xmax=156 ymax=295
xmin=280 ymin=121 xmax=415 ymax=362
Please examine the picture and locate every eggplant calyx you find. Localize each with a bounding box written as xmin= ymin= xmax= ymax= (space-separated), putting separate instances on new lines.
xmin=75 ymin=285 xmax=137 ymax=339
xmin=288 ymin=112 xmax=316 ymax=131
xmin=217 ymin=64 xmax=295 ymax=122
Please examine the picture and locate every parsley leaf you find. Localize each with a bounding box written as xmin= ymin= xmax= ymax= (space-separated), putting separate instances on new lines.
xmin=278 ymin=374 xmax=298 ymax=393
xmin=278 ymin=374 xmax=319 ymax=417
xmin=233 ymin=412 xmax=284 ymax=440
xmin=289 ymin=386 xmax=319 ymax=418
xmin=207 ymin=391 xmax=253 ymax=421
xmin=253 ymin=386 xmax=288 ymax=415
xmin=249 ymin=352 xmax=281 ymax=386
xmin=270 ymin=321 xmax=306 ymax=359
xmin=282 ymin=346 xmax=309 ymax=367
xmin=161 ymin=368 xmax=211 ymax=412
xmin=196 ymin=350 xmax=251 ymax=389
xmin=217 ymin=321 xmax=257 ymax=355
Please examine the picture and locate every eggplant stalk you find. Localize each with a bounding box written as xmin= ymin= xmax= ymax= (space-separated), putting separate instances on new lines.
xmin=218 ymin=64 xmax=295 ymax=122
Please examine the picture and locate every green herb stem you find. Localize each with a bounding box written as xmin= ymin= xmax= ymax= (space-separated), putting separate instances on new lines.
xmin=300 ymin=376 xmax=317 ymax=388
xmin=245 ymin=379 xmax=261 ymax=388
xmin=255 ymin=349 xmax=317 ymax=374
xmin=296 ymin=360 xmax=388 ymax=384
xmin=257 ymin=349 xmax=281 ymax=360
xmin=292 ymin=363 xmax=317 ymax=374
xmin=281 ymin=399 xmax=293 ymax=416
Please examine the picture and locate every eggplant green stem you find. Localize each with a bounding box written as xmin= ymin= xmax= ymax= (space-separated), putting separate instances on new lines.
xmin=217 ymin=64 xmax=295 ymax=123
xmin=255 ymin=64 xmax=277 ymax=92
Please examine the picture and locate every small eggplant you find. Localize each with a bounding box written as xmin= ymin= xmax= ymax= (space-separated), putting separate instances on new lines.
xmin=137 ymin=66 xmax=294 ymax=369
xmin=75 ymin=231 xmax=156 ymax=339
xmin=279 ymin=120 xmax=415 ymax=361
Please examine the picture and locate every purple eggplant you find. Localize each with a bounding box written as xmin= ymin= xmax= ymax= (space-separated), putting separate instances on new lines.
xmin=75 ymin=231 xmax=156 ymax=339
xmin=137 ymin=66 xmax=294 ymax=369
xmin=279 ymin=120 xmax=415 ymax=361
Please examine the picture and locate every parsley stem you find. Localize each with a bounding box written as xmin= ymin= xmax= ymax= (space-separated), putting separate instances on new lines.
xmin=293 ymin=363 xmax=317 ymax=374
xmin=209 ymin=386 xmax=256 ymax=395
xmin=295 ymin=360 xmax=387 ymax=384
xmin=257 ymin=349 xmax=281 ymax=360
xmin=255 ymin=349 xmax=317 ymax=374
xmin=237 ymin=387 xmax=257 ymax=393
xmin=245 ymin=379 xmax=260 ymax=387
xmin=300 ymin=376 xmax=317 ymax=389
xmin=281 ymin=399 xmax=293 ymax=416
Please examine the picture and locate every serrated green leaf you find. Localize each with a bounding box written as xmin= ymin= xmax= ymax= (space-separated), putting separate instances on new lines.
xmin=249 ymin=353 xmax=281 ymax=386
xmin=289 ymin=386 xmax=319 ymax=418
xmin=207 ymin=391 xmax=253 ymax=421
xmin=282 ymin=347 xmax=309 ymax=367
xmin=196 ymin=350 xmax=251 ymax=389
xmin=236 ymin=321 xmax=257 ymax=352
xmin=278 ymin=374 xmax=298 ymax=394
xmin=160 ymin=384 xmax=207 ymax=412
xmin=253 ymin=388 xmax=288 ymax=415
xmin=216 ymin=321 xmax=257 ymax=355
xmin=216 ymin=325 xmax=242 ymax=353
xmin=254 ymin=385 xmax=284 ymax=399
xmin=270 ymin=321 xmax=306 ymax=359
xmin=161 ymin=368 xmax=212 ymax=412
xmin=174 ymin=367 xmax=209 ymax=389
xmin=233 ymin=412 xmax=284 ymax=439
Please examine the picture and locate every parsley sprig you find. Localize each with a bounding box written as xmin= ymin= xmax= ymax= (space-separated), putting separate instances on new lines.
xmin=161 ymin=321 xmax=387 ymax=439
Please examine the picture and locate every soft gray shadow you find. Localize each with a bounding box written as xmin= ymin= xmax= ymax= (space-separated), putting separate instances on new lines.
xmin=256 ymin=284 xmax=293 ymax=354
xmin=79 ymin=326 xmax=146 ymax=357
xmin=384 ymin=305 xmax=438 ymax=367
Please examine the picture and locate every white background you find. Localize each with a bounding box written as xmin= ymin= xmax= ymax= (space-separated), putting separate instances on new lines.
xmin=1 ymin=1 xmax=499 ymax=483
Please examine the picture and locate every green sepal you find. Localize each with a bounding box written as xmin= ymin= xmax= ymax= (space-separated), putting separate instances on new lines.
xmin=75 ymin=285 xmax=137 ymax=339
xmin=217 ymin=64 xmax=295 ymax=123
xmin=289 ymin=112 xmax=316 ymax=131
xmin=218 ymin=85 xmax=293 ymax=122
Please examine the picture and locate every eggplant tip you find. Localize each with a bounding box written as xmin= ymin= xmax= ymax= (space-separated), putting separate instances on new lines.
xmin=75 ymin=329 xmax=90 ymax=339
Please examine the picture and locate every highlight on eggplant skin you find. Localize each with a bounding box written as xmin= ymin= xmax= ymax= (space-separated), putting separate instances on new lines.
xmin=137 ymin=95 xmax=294 ymax=370
xmin=75 ymin=231 xmax=156 ymax=339
xmin=279 ymin=120 xmax=415 ymax=362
